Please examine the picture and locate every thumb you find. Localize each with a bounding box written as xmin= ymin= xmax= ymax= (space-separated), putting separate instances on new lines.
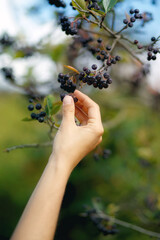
xmin=62 ymin=95 xmax=75 ymax=126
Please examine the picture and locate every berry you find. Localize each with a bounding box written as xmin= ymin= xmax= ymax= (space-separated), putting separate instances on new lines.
xmin=148 ymin=45 xmax=153 ymax=51
xmin=31 ymin=113 xmax=36 ymax=119
xmin=38 ymin=117 xmax=44 ymax=123
xmin=134 ymin=40 xmax=138 ymax=44
xmin=96 ymin=55 xmax=101 ymax=60
xmin=134 ymin=9 xmax=140 ymax=13
xmin=137 ymin=45 xmax=143 ymax=49
xmin=83 ymin=67 xmax=88 ymax=72
xmin=128 ymin=22 xmax=133 ymax=28
xmin=123 ymin=19 xmax=128 ymax=24
xmin=29 ymin=98 xmax=33 ymax=103
xmin=97 ymin=38 xmax=102 ymax=43
xmin=106 ymin=45 xmax=111 ymax=51
xmin=115 ymin=56 xmax=121 ymax=61
xmin=151 ymin=37 xmax=156 ymax=42
xmin=152 ymin=55 xmax=156 ymax=60
xmin=130 ymin=17 xmax=136 ymax=22
xmin=36 ymin=103 xmax=42 ymax=110
xmin=28 ymin=104 xmax=34 ymax=111
xmin=92 ymin=64 xmax=97 ymax=70
xmin=39 ymin=111 xmax=46 ymax=117
xmin=130 ymin=9 xmax=134 ymax=14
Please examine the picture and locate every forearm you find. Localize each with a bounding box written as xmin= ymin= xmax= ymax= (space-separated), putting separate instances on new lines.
xmin=11 ymin=156 xmax=71 ymax=240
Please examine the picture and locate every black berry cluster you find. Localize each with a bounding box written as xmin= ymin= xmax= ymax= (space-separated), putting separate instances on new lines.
xmin=85 ymin=208 xmax=118 ymax=236
xmin=0 ymin=33 xmax=14 ymax=47
xmin=123 ymin=9 xmax=143 ymax=28
xmin=93 ymin=149 xmax=112 ymax=161
xmin=133 ymin=37 xmax=159 ymax=61
xmin=27 ymin=99 xmax=46 ymax=123
xmin=60 ymin=16 xmax=78 ymax=36
xmin=1 ymin=67 xmax=15 ymax=82
xmin=60 ymin=93 xmax=78 ymax=103
xmin=87 ymin=0 xmax=101 ymax=10
xmin=58 ymin=73 xmax=77 ymax=93
xmin=47 ymin=0 xmax=66 ymax=8
xmin=78 ymin=65 xmax=112 ymax=90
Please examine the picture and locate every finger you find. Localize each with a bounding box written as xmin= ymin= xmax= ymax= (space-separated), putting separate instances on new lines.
xmin=74 ymin=90 xmax=102 ymax=124
xmin=62 ymin=95 xmax=75 ymax=126
xmin=75 ymin=106 xmax=88 ymax=125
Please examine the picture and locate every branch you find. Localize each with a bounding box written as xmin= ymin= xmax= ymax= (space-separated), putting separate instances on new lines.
xmin=4 ymin=141 xmax=53 ymax=153
xmin=98 ymin=211 xmax=160 ymax=238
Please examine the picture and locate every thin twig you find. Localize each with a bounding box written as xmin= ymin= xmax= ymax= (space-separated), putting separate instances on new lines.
xmin=4 ymin=142 xmax=53 ymax=153
xmin=98 ymin=211 xmax=160 ymax=238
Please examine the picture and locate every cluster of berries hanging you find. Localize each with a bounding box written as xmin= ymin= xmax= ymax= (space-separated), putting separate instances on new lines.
xmin=27 ymin=99 xmax=46 ymax=123
xmin=0 ymin=33 xmax=14 ymax=47
xmin=47 ymin=0 xmax=66 ymax=8
xmin=85 ymin=208 xmax=118 ymax=236
xmin=60 ymin=16 xmax=78 ymax=36
xmin=86 ymin=0 xmax=101 ymax=10
xmin=133 ymin=36 xmax=160 ymax=61
xmin=1 ymin=67 xmax=15 ymax=82
xmin=123 ymin=9 xmax=143 ymax=28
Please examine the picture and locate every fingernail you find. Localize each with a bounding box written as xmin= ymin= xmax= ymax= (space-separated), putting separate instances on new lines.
xmin=63 ymin=95 xmax=72 ymax=105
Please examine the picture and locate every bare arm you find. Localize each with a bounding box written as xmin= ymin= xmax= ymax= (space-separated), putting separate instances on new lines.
xmin=11 ymin=90 xmax=104 ymax=240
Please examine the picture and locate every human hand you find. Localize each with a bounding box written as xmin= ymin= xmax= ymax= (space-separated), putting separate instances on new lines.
xmin=50 ymin=90 xmax=104 ymax=174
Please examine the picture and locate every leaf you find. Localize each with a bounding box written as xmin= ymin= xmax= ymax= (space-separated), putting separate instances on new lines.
xmin=44 ymin=95 xmax=55 ymax=117
xmin=103 ymin=0 xmax=118 ymax=13
xmin=72 ymin=0 xmax=87 ymax=14
xmin=90 ymin=9 xmax=106 ymax=16
xmin=22 ymin=117 xmax=35 ymax=122
xmin=52 ymin=101 xmax=62 ymax=115
xmin=64 ymin=65 xmax=80 ymax=74
xmin=44 ymin=96 xmax=62 ymax=117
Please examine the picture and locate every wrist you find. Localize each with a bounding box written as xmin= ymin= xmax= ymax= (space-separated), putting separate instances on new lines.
xmin=48 ymin=153 xmax=72 ymax=178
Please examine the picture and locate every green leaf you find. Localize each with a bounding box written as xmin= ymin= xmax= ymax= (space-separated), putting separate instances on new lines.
xmin=103 ymin=0 xmax=118 ymax=13
xmin=72 ymin=0 xmax=87 ymax=14
xmin=90 ymin=9 xmax=105 ymax=16
xmin=52 ymin=101 xmax=62 ymax=115
xmin=44 ymin=95 xmax=55 ymax=117
xmin=22 ymin=117 xmax=35 ymax=122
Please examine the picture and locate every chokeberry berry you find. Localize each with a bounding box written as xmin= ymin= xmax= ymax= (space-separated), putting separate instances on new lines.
xmin=97 ymin=38 xmax=102 ymax=43
xmin=92 ymin=64 xmax=97 ymax=70
xmin=28 ymin=104 xmax=34 ymax=111
xmin=106 ymin=45 xmax=111 ymax=51
xmin=128 ymin=22 xmax=133 ymax=28
xmin=96 ymin=55 xmax=101 ymax=60
xmin=123 ymin=19 xmax=128 ymax=24
xmin=29 ymin=98 xmax=33 ymax=103
xmin=38 ymin=117 xmax=44 ymax=123
xmin=151 ymin=37 xmax=156 ymax=42
xmin=31 ymin=113 xmax=36 ymax=119
xmin=36 ymin=103 xmax=42 ymax=110
xmin=39 ymin=111 xmax=46 ymax=117
xmin=134 ymin=40 xmax=138 ymax=44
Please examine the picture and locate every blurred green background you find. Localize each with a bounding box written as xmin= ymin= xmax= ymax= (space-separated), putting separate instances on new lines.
xmin=1 ymin=0 xmax=160 ymax=239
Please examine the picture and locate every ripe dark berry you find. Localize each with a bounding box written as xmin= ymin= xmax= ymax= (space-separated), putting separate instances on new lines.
xmin=148 ymin=52 xmax=152 ymax=57
xmin=29 ymin=98 xmax=33 ymax=103
xmin=38 ymin=117 xmax=44 ymax=123
xmin=96 ymin=55 xmax=101 ymax=60
xmin=103 ymin=72 xmax=109 ymax=79
xmin=101 ymin=50 xmax=106 ymax=55
xmin=39 ymin=111 xmax=46 ymax=117
xmin=148 ymin=45 xmax=153 ymax=51
xmin=123 ymin=19 xmax=128 ymax=24
xmin=134 ymin=40 xmax=138 ymax=44
xmin=128 ymin=22 xmax=133 ymax=28
xmin=92 ymin=64 xmax=97 ymax=70
xmin=130 ymin=9 xmax=134 ymax=14
xmin=130 ymin=17 xmax=136 ymax=22
xmin=31 ymin=113 xmax=36 ymax=119
xmin=36 ymin=103 xmax=42 ymax=110
xmin=152 ymin=55 xmax=156 ymax=60
xmin=97 ymin=38 xmax=102 ymax=43
xmin=115 ymin=56 xmax=121 ymax=61
xmin=83 ymin=67 xmax=88 ymax=72
xmin=151 ymin=37 xmax=156 ymax=42
xmin=28 ymin=104 xmax=34 ymax=111
xmin=153 ymin=49 xmax=158 ymax=54
xmin=106 ymin=45 xmax=111 ymax=51
xmin=134 ymin=9 xmax=140 ymax=13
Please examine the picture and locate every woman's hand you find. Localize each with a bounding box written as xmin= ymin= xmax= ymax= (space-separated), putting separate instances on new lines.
xmin=50 ymin=90 xmax=104 ymax=174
